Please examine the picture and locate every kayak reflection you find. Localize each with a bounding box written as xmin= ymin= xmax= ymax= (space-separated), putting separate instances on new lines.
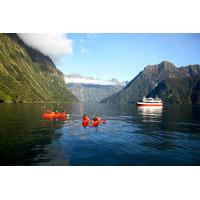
xmin=41 ymin=118 xmax=67 ymax=129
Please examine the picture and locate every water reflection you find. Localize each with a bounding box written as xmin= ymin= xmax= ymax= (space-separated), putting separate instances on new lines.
xmin=0 ymin=103 xmax=200 ymax=165
xmin=41 ymin=118 xmax=68 ymax=129
xmin=137 ymin=106 xmax=163 ymax=122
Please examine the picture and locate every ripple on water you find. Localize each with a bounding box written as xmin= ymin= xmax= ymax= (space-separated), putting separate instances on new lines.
xmin=0 ymin=103 xmax=200 ymax=165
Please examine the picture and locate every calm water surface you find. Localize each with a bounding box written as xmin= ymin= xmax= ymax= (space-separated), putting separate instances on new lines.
xmin=0 ymin=103 xmax=200 ymax=165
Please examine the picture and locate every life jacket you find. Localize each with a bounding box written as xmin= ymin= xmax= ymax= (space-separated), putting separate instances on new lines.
xmin=82 ymin=116 xmax=90 ymax=127
xmin=92 ymin=117 xmax=100 ymax=127
xmin=93 ymin=117 xmax=100 ymax=122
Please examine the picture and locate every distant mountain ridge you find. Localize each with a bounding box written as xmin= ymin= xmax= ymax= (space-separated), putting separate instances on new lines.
xmin=101 ymin=61 xmax=200 ymax=104
xmin=65 ymin=73 xmax=126 ymax=86
xmin=65 ymin=74 xmax=125 ymax=103
xmin=0 ymin=33 xmax=78 ymax=103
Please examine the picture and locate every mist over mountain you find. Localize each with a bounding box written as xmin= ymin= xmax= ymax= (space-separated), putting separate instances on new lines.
xmin=0 ymin=33 xmax=78 ymax=103
xmin=65 ymin=74 xmax=126 ymax=103
xmin=101 ymin=61 xmax=200 ymax=104
xmin=65 ymin=73 xmax=126 ymax=86
xmin=17 ymin=33 xmax=72 ymax=60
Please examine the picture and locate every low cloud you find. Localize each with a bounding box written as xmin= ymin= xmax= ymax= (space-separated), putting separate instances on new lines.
xmin=65 ymin=74 xmax=124 ymax=86
xmin=17 ymin=33 xmax=72 ymax=60
xmin=65 ymin=77 xmax=112 ymax=85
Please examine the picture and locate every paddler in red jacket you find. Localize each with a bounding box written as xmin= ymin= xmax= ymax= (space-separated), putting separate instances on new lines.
xmin=92 ymin=115 xmax=101 ymax=127
xmin=93 ymin=115 xmax=100 ymax=122
xmin=82 ymin=114 xmax=90 ymax=127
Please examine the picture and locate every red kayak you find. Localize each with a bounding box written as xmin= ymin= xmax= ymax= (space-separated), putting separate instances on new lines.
xmin=101 ymin=119 xmax=106 ymax=124
xmin=82 ymin=115 xmax=106 ymax=127
xmin=42 ymin=112 xmax=67 ymax=119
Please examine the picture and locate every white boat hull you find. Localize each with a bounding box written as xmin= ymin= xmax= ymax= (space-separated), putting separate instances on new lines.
xmin=136 ymin=102 xmax=163 ymax=106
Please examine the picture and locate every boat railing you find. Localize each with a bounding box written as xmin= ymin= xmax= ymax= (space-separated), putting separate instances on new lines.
xmin=141 ymin=97 xmax=162 ymax=103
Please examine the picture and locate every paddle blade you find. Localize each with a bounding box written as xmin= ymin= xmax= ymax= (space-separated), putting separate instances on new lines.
xmin=102 ymin=119 xmax=106 ymax=124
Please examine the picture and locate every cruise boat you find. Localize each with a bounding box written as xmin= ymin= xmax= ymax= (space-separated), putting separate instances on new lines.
xmin=136 ymin=97 xmax=163 ymax=106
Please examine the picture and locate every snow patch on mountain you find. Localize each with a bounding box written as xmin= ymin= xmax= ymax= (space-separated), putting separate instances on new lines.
xmin=65 ymin=73 xmax=126 ymax=86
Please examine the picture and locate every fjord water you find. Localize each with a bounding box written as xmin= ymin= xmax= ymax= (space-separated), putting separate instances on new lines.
xmin=0 ymin=103 xmax=200 ymax=166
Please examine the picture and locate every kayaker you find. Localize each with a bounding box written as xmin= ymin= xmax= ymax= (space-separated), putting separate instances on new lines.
xmin=82 ymin=114 xmax=90 ymax=127
xmin=83 ymin=114 xmax=90 ymax=121
xmin=93 ymin=115 xmax=100 ymax=122
xmin=92 ymin=115 xmax=101 ymax=127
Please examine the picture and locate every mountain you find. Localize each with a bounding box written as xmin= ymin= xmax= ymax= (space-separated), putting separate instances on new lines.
xmin=101 ymin=61 xmax=200 ymax=104
xmin=148 ymin=77 xmax=200 ymax=104
xmin=65 ymin=73 xmax=126 ymax=86
xmin=65 ymin=74 xmax=125 ymax=103
xmin=0 ymin=33 xmax=78 ymax=103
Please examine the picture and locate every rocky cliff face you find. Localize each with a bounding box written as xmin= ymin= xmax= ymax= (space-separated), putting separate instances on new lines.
xmin=0 ymin=33 xmax=78 ymax=103
xmin=67 ymin=83 xmax=123 ymax=103
xmin=148 ymin=77 xmax=200 ymax=104
xmin=101 ymin=61 xmax=200 ymax=104
xmin=65 ymin=73 xmax=125 ymax=103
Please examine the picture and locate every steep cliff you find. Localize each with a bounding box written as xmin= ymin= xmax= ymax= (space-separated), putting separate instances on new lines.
xmin=101 ymin=61 xmax=200 ymax=104
xmin=0 ymin=33 xmax=78 ymax=103
xmin=67 ymin=83 xmax=123 ymax=103
xmin=65 ymin=73 xmax=125 ymax=103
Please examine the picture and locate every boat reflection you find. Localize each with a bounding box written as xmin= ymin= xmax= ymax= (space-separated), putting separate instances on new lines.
xmin=137 ymin=106 xmax=163 ymax=122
